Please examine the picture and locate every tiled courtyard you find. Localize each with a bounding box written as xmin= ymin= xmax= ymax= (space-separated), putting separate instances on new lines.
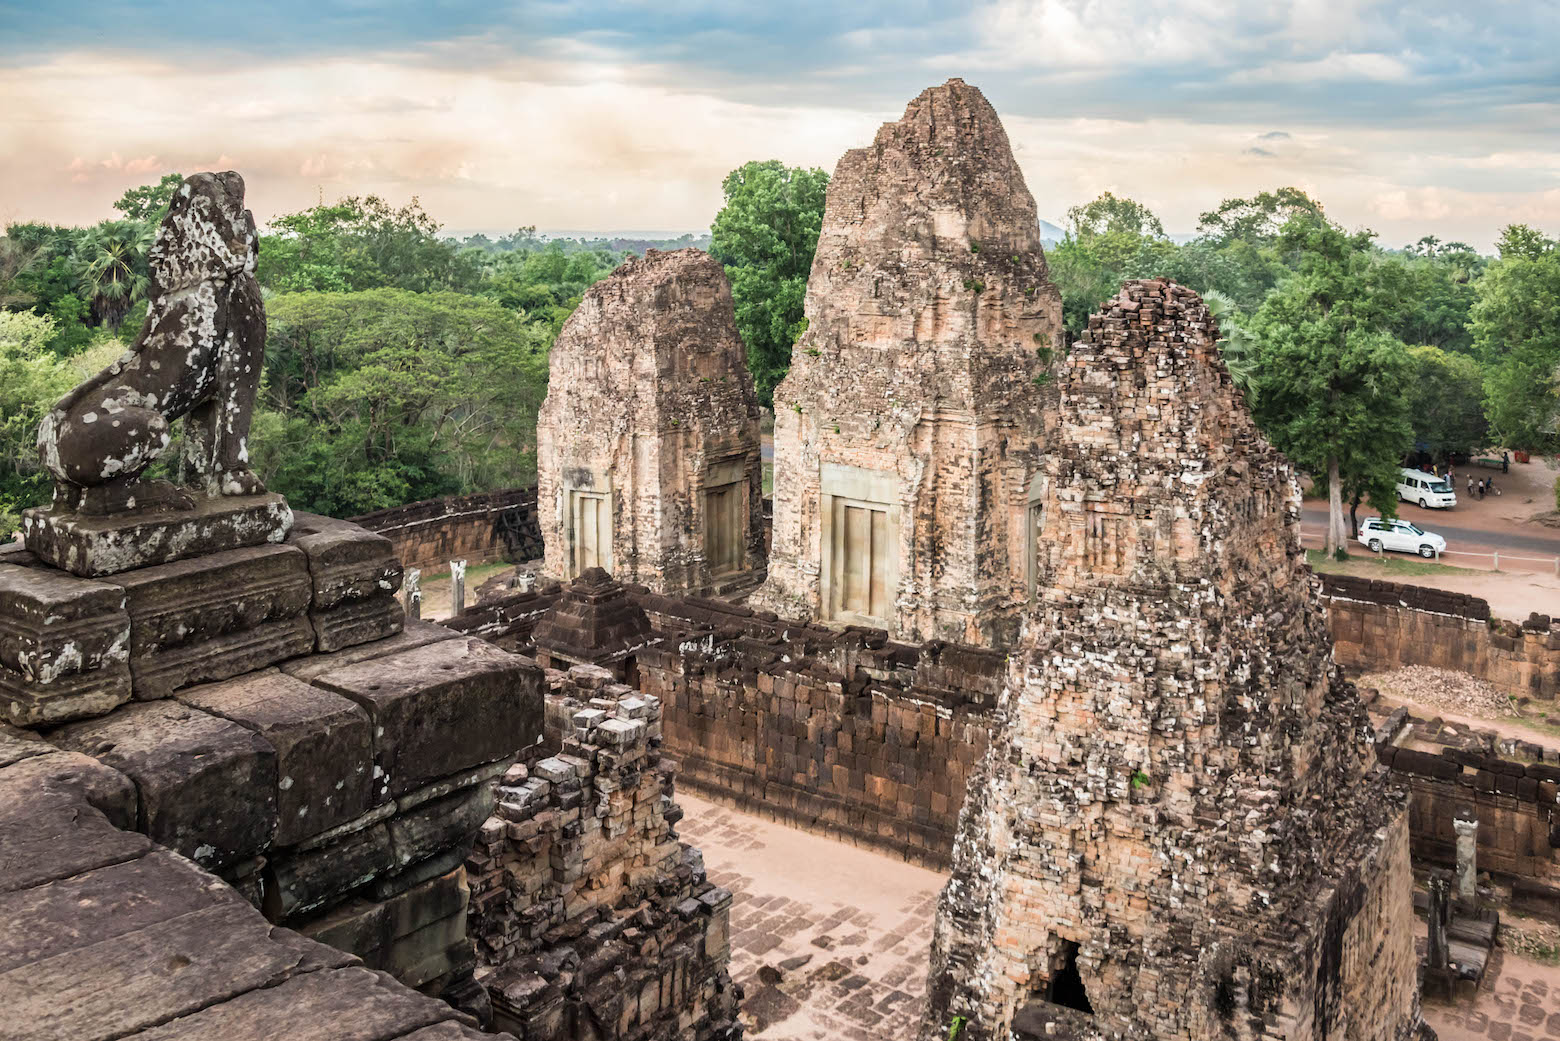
xmin=1425 ymin=950 xmax=1560 ymax=1041
xmin=677 ymin=794 xmax=943 ymax=1040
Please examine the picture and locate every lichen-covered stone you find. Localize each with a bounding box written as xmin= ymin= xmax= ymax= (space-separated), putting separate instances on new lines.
xmin=0 ymin=563 xmax=130 ymax=726
xmin=21 ymin=492 xmax=293 ymax=579
xmin=924 ymin=281 xmax=1422 ymax=1040
xmin=536 ymin=248 xmax=764 ymax=596
xmin=33 ymin=172 xmax=270 ymax=508
xmin=288 ymin=511 xmax=405 ymax=652
xmin=753 ymin=79 xmax=1062 ymax=647
xmin=117 ymin=543 xmax=315 ymax=699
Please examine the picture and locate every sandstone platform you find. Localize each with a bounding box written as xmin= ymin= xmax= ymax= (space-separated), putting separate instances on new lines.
xmin=21 ymin=492 xmax=293 ymax=577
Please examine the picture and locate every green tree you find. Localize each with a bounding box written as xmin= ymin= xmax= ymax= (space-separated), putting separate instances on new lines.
xmin=1247 ymin=218 xmax=1416 ymax=553
xmin=1197 ymin=187 xmax=1328 ymax=247
xmin=255 ymin=289 xmax=550 ymax=516
xmin=708 ymin=160 xmax=829 ymax=407
xmin=1405 ymin=345 xmax=1488 ymax=459
xmin=258 ymin=195 xmax=483 ymax=294
xmin=1065 ymin=191 xmax=1165 ymax=240
xmin=1202 ymin=291 xmax=1258 ymax=395
xmin=71 ymin=219 xmax=153 ymax=332
xmin=0 ymin=315 xmax=124 ymax=533
xmin=113 ymin=173 xmax=184 ymax=224
xmin=1472 ymin=226 xmax=1560 ymax=452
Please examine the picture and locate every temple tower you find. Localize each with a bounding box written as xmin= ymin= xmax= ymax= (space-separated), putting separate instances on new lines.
xmin=926 ymin=281 xmax=1424 ymax=1041
xmin=537 ymin=248 xmax=765 ymax=596
xmin=751 ymin=79 xmax=1063 ymax=647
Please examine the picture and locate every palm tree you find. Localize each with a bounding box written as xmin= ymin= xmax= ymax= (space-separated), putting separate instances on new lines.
xmin=72 ymin=220 xmax=152 ymax=331
xmin=1202 ymin=290 xmax=1258 ymax=400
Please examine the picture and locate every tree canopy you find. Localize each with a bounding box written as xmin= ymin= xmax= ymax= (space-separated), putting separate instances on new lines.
xmin=1473 ymin=226 xmax=1560 ymax=452
xmin=709 ymin=160 xmax=829 ymax=407
xmin=1246 ymin=219 xmax=1416 ymax=553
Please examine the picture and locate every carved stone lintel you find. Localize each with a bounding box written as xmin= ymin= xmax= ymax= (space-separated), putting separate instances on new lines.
xmin=21 ymin=492 xmax=293 ymax=578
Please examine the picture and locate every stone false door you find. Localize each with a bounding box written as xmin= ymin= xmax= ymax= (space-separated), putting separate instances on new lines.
xmin=702 ymin=458 xmax=747 ymax=579
xmin=569 ymin=489 xmax=612 ymax=576
xmin=818 ymin=463 xmax=900 ymax=628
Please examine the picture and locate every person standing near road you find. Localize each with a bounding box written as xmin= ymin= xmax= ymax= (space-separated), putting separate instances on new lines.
xmin=1467 ymin=474 xmax=1475 ymax=498
xmin=1503 ymin=451 xmax=1510 ymax=474
xmin=1488 ymin=476 xmax=1500 ymax=496
xmin=1478 ymin=478 xmax=1486 ymax=499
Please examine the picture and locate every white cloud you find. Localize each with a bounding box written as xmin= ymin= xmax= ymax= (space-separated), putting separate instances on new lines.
xmin=1229 ymin=50 xmax=1416 ymax=84
xmin=0 ymin=46 xmax=1555 ymax=252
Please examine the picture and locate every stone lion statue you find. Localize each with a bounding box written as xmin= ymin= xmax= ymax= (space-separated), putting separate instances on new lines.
xmin=37 ymin=171 xmax=268 ymax=514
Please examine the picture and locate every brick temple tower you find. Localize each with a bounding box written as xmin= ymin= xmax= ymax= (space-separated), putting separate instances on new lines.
xmin=925 ymin=281 xmax=1425 ymax=1041
xmin=751 ymin=79 xmax=1064 ymax=648
xmin=536 ymin=248 xmax=765 ymax=597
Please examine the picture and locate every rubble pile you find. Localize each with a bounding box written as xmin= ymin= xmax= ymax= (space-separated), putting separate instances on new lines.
xmin=1362 ymin=664 xmax=1513 ymax=718
xmin=468 ymin=662 xmax=741 ymax=1040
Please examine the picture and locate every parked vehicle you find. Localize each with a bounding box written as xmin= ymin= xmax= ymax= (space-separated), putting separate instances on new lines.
xmin=1395 ymin=468 xmax=1457 ymax=509
xmin=1357 ymin=516 xmax=1447 ymax=558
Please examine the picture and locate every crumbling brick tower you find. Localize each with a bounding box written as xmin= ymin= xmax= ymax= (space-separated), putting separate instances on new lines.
xmin=537 ymin=248 xmax=764 ymax=596
xmin=751 ymin=79 xmax=1063 ymax=647
xmin=925 ymin=281 xmax=1424 ymax=1041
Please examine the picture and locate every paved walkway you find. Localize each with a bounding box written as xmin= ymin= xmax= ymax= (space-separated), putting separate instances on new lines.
xmin=1424 ymin=949 xmax=1560 ymax=1040
xmin=677 ymin=793 xmax=942 ymax=1040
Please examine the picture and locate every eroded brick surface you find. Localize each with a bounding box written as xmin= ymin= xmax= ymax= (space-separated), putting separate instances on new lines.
xmin=753 ymin=78 xmax=1063 ymax=648
xmin=537 ymin=248 xmax=764 ymax=596
xmin=926 ymin=281 xmax=1425 ymax=1040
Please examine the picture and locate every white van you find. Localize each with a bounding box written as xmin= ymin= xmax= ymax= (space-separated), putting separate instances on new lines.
xmin=1396 ymin=468 xmax=1457 ymax=509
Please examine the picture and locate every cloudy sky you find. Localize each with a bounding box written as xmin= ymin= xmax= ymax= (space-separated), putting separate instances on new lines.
xmin=2 ymin=0 xmax=1556 ymax=251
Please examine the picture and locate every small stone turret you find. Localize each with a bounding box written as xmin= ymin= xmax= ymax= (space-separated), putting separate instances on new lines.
xmin=752 ymin=79 xmax=1063 ymax=647
xmin=536 ymin=248 xmax=764 ymax=597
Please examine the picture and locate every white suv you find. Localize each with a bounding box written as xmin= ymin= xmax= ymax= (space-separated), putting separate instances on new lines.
xmin=1357 ymin=517 xmax=1448 ymax=558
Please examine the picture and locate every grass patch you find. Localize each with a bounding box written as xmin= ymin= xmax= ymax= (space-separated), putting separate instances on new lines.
xmin=763 ymin=461 xmax=774 ymax=496
xmin=418 ymin=560 xmax=513 ymax=585
xmin=1305 ymin=549 xmax=1475 ymax=577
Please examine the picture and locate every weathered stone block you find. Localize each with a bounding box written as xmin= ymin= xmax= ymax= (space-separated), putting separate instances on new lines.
xmin=0 ymin=788 xmax=150 ymax=893
xmin=0 ymin=898 xmax=338 ymax=1041
xmin=0 ymin=849 xmax=246 ymax=972
xmin=0 ymin=749 xmax=138 ymax=830
xmin=52 ymin=700 xmax=278 ymax=869
xmin=0 ymin=721 xmax=47 ymax=767
xmin=0 ymin=563 xmax=130 ymax=726
xmin=20 ymin=492 xmax=293 ymax=578
xmin=280 ymin=619 xmax=458 ymax=683
xmin=289 ymin=511 xmax=405 ymax=652
xmin=118 ymin=543 xmax=314 ymax=699
xmin=117 ymin=965 xmax=464 ymax=1041
xmin=388 ymin=782 xmax=498 ymax=869
xmin=311 ymin=636 xmax=543 ymax=796
xmin=264 ymin=822 xmax=395 ymax=920
xmin=177 ymin=669 xmax=374 ymax=845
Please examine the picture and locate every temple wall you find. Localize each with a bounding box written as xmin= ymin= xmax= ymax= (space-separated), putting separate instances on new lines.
xmin=1380 ymin=710 xmax=1560 ymax=896
xmin=351 ymin=487 xmax=542 ymax=575
xmin=637 ymin=611 xmax=1001 ymax=868
xmin=1322 ymin=573 xmax=1560 ymax=700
